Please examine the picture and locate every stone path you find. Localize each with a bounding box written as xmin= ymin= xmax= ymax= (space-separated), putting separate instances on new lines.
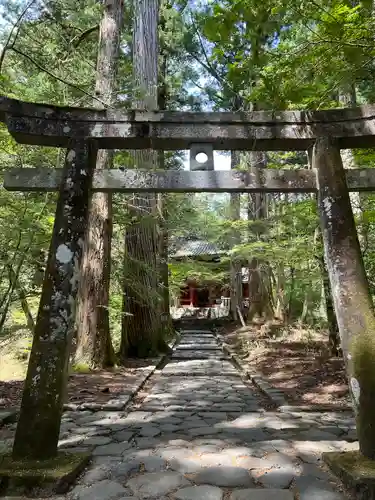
xmin=1 ymin=327 xmax=357 ymax=499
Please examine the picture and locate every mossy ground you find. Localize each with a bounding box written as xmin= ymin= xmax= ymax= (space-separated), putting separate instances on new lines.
xmin=324 ymin=451 xmax=375 ymax=480
xmin=324 ymin=450 xmax=375 ymax=499
xmin=0 ymin=450 xmax=90 ymax=493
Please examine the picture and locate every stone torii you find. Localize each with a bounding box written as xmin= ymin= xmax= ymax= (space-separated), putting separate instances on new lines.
xmin=1 ymin=95 xmax=375 ymax=475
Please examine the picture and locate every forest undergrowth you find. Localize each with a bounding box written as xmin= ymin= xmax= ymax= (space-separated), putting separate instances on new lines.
xmin=222 ymin=320 xmax=349 ymax=408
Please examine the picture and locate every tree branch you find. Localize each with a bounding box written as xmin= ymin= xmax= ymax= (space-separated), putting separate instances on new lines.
xmin=0 ymin=0 xmax=37 ymax=73
xmin=71 ymin=25 xmax=99 ymax=48
xmin=10 ymin=47 xmax=107 ymax=106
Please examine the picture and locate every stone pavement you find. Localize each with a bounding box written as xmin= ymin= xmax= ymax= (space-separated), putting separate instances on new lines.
xmin=1 ymin=327 xmax=357 ymax=499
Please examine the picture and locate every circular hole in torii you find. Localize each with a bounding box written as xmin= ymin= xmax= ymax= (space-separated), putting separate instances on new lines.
xmin=195 ymin=152 xmax=208 ymax=164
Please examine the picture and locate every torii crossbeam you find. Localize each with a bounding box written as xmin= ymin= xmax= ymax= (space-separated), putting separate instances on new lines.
xmin=2 ymin=94 xmax=375 ymax=150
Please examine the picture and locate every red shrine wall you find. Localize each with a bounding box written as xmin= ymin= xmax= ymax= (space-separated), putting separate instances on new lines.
xmin=178 ymin=283 xmax=249 ymax=307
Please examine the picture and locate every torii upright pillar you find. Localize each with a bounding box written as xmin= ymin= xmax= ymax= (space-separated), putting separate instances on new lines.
xmin=314 ymin=136 xmax=375 ymax=459
xmin=12 ymin=142 xmax=97 ymax=460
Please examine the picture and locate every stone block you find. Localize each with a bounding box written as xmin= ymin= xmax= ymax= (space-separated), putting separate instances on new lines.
xmin=230 ymin=490 xmax=294 ymax=500
xmin=193 ymin=466 xmax=254 ymax=488
xmin=323 ymin=450 xmax=375 ymax=499
xmin=92 ymin=442 xmax=131 ymax=456
xmin=0 ymin=410 xmax=18 ymax=426
xmin=294 ymin=475 xmax=344 ymax=500
xmin=173 ymin=485 xmax=223 ymax=500
xmin=71 ymin=479 xmax=129 ymax=500
xmin=126 ymin=471 xmax=190 ymax=497
xmin=0 ymin=451 xmax=90 ymax=494
xmin=256 ymin=466 xmax=296 ymax=489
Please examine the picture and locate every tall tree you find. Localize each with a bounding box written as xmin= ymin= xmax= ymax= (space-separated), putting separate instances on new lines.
xmin=229 ymin=152 xmax=243 ymax=321
xmin=74 ymin=0 xmax=123 ymax=368
xmin=157 ymin=0 xmax=171 ymax=323
xmin=120 ymin=0 xmax=163 ymax=358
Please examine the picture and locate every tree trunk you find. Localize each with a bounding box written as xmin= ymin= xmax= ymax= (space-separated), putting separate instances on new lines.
xmin=247 ymin=149 xmax=274 ymax=321
xmin=12 ymin=143 xmax=96 ymax=460
xmin=159 ymin=192 xmax=171 ymax=317
xmin=300 ymin=289 xmax=309 ymax=324
xmin=314 ymin=136 xmax=375 ymax=460
xmin=316 ymin=254 xmax=340 ymax=354
xmin=287 ymin=267 xmax=295 ymax=321
xmin=339 ymin=86 xmax=366 ymax=248
xmin=308 ymin=149 xmax=339 ymax=348
xmin=157 ymin=41 xmax=172 ymax=327
xmin=120 ymin=0 xmax=163 ymax=358
xmin=275 ymin=263 xmax=286 ymax=321
xmin=8 ymin=265 xmax=34 ymax=330
xmin=74 ymin=0 xmax=123 ymax=368
xmin=229 ymin=151 xmax=242 ymax=321
xmin=247 ymin=257 xmax=263 ymax=321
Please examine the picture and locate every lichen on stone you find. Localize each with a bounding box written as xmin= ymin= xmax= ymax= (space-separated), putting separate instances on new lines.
xmin=66 ymin=150 xmax=76 ymax=162
xmin=55 ymin=244 xmax=73 ymax=264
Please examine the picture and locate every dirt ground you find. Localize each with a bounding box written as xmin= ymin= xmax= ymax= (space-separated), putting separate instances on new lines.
xmin=221 ymin=321 xmax=350 ymax=408
xmin=0 ymin=339 xmax=157 ymax=410
xmin=0 ymin=318 xmax=160 ymax=409
xmin=0 ymin=321 xmax=350 ymax=410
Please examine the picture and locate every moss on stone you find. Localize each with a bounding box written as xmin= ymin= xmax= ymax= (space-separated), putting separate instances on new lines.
xmin=0 ymin=450 xmax=90 ymax=493
xmin=325 ymin=451 xmax=375 ymax=479
xmin=350 ymin=318 xmax=375 ymax=459
xmin=324 ymin=451 xmax=375 ymax=499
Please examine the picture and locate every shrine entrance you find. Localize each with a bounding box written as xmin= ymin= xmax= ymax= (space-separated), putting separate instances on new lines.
xmin=1 ymin=94 xmax=375 ymax=463
xmin=196 ymin=287 xmax=210 ymax=308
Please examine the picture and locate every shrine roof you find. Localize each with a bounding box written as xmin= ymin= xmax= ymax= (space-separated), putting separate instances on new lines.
xmin=170 ymin=239 xmax=224 ymax=259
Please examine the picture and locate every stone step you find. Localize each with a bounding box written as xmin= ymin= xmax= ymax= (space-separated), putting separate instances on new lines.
xmin=180 ymin=333 xmax=216 ymax=337
xmin=171 ymin=351 xmax=229 ymax=360
xmin=179 ymin=338 xmax=217 ymax=344
xmin=175 ymin=344 xmax=221 ymax=351
xmin=163 ymin=367 xmax=238 ymax=376
xmin=181 ymin=330 xmax=214 ymax=335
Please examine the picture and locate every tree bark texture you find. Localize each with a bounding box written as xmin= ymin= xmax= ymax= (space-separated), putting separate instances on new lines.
xmin=314 ymin=136 xmax=375 ymax=459
xmin=12 ymin=143 xmax=96 ymax=460
xmin=158 ymin=192 xmax=171 ymax=317
xmin=275 ymin=263 xmax=286 ymax=321
xmin=229 ymin=151 xmax=242 ymax=321
xmin=313 ymin=226 xmax=340 ymax=354
xmin=74 ymin=0 xmax=123 ymax=368
xmin=317 ymin=254 xmax=340 ymax=354
xmin=338 ymin=87 xmax=366 ymax=248
xmin=157 ymin=44 xmax=171 ymax=325
xmin=248 ymin=152 xmax=268 ymax=222
xmin=8 ymin=265 xmax=35 ymax=330
xmin=308 ymin=149 xmax=340 ymax=346
xmin=247 ymin=150 xmax=273 ymax=321
xmin=121 ymin=0 xmax=162 ymax=358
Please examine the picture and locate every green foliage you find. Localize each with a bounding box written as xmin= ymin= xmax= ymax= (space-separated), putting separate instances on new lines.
xmin=2 ymin=0 xmax=375 ymax=350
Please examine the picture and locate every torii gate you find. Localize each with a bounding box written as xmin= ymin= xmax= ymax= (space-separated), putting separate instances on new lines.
xmin=1 ymin=95 xmax=375 ymax=467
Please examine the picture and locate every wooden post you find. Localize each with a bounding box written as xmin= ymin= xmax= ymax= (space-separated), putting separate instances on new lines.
xmin=314 ymin=136 xmax=375 ymax=459
xmin=12 ymin=142 xmax=96 ymax=460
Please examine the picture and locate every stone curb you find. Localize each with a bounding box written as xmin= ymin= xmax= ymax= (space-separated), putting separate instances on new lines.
xmin=62 ymin=363 xmax=160 ymax=412
xmin=0 ymin=409 xmax=18 ymax=426
xmin=278 ymin=404 xmax=353 ymax=413
xmin=251 ymin=375 xmax=289 ymax=407
xmin=1 ymin=360 xmax=165 ymax=417
xmin=63 ymin=335 xmax=180 ymax=412
xmin=215 ymin=331 xmax=289 ymax=408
